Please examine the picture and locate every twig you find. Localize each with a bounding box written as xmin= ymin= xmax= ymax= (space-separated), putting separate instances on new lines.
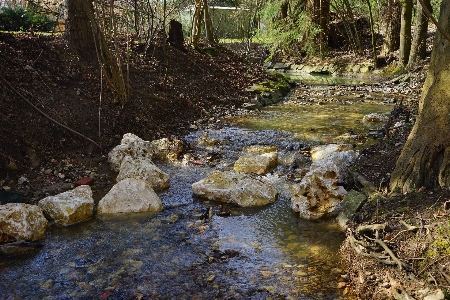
xmin=1 ymin=76 xmax=101 ymax=149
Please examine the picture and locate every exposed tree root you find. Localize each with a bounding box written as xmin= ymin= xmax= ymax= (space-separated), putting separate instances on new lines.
xmin=349 ymin=223 xmax=410 ymax=271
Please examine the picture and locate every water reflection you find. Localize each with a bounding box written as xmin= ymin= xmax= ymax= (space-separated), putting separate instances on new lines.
xmin=227 ymin=102 xmax=393 ymax=143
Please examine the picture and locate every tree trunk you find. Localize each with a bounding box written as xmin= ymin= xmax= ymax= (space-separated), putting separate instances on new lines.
xmin=203 ymin=0 xmax=215 ymax=43
xmin=191 ymin=0 xmax=204 ymax=49
xmin=399 ymin=0 xmax=413 ymax=65
xmin=390 ymin=0 xmax=450 ymax=192
xmin=381 ymin=0 xmax=401 ymax=56
xmin=307 ymin=0 xmax=330 ymax=54
xmin=66 ymin=0 xmax=128 ymax=105
xmin=66 ymin=0 xmax=98 ymax=66
xmin=281 ymin=0 xmax=289 ymax=19
xmin=366 ymin=0 xmax=378 ymax=68
xmin=407 ymin=0 xmax=431 ymax=67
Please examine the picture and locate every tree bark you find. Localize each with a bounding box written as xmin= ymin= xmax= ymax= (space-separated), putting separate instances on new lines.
xmin=66 ymin=0 xmax=98 ymax=66
xmin=390 ymin=0 xmax=450 ymax=192
xmin=191 ymin=0 xmax=204 ymax=49
xmin=66 ymin=0 xmax=128 ymax=105
xmin=381 ymin=0 xmax=401 ymax=56
xmin=407 ymin=0 xmax=431 ymax=67
xmin=203 ymin=0 xmax=216 ymax=43
xmin=399 ymin=0 xmax=413 ymax=65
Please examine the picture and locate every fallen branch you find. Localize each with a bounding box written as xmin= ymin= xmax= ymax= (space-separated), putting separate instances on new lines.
xmin=356 ymin=223 xmax=386 ymax=235
xmin=1 ymin=76 xmax=101 ymax=149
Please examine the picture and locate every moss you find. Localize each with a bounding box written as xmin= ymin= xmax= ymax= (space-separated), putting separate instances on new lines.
xmin=381 ymin=62 xmax=405 ymax=76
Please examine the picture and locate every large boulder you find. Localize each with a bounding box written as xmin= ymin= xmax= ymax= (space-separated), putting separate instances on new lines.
xmin=192 ymin=170 xmax=277 ymax=207
xmin=38 ymin=185 xmax=94 ymax=226
xmin=233 ymin=152 xmax=278 ymax=175
xmin=117 ymin=156 xmax=170 ymax=190
xmin=108 ymin=133 xmax=156 ymax=172
xmin=0 ymin=203 xmax=48 ymax=243
xmin=98 ymin=178 xmax=162 ymax=214
xmin=291 ymin=151 xmax=357 ymax=220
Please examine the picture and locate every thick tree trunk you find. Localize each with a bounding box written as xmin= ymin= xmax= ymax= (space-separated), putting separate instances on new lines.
xmin=66 ymin=0 xmax=98 ymax=65
xmin=399 ymin=0 xmax=413 ymax=65
xmin=407 ymin=0 xmax=431 ymax=67
xmin=191 ymin=0 xmax=204 ymax=49
xmin=390 ymin=0 xmax=450 ymax=192
xmin=66 ymin=0 xmax=128 ymax=105
xmin=381 ymin=0 xmax=401 ymax=56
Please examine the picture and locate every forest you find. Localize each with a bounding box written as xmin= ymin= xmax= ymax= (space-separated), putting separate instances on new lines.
xmin=1 ymin=0 xmax=450 ymax=299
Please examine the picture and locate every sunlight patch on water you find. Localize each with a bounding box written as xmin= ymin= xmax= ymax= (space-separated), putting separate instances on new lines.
xmin=227 ymin=102 xmax=394 ymax=143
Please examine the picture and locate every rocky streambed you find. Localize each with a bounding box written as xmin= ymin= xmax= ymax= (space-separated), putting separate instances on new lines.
xmin=0 ymin=77 xmax=422 ymax=299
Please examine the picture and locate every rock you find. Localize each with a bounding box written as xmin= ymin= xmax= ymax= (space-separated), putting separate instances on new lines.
xmin=424 ymin=290 xmax=445 ymax=300
xmin=98 ymin=178 xmax=162 ymax=214
xmin=291 ymin=151 xmax=357 ymax=219
xmin=38 ymin=185 xmax=94 ymax=226
xmin=337 ymin=190 xmax=367 ymax=230
xmin=310 ymin=144 xmax=354 ymax=161
xmin=150 ymin=138 xmax=184 ymax=162
xmin=192 ymin=170 xmax=277 ymax=207
xmin=362 ymin=113 xmax=389 ymax=124
xmin=116 ymin=156 xmax=170 ymax=190
xmin=75 ymin=177 xmax=94 ymax=186
xmin=108 ymin=133 xmax=156 ymax=172
xmin=233 ymin=152 xmax=278 ymax=175
xmin=0 ymin=203 xmax=48 ymax=243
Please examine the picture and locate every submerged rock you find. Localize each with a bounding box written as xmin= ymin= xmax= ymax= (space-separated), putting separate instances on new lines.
xmin=98 ymin=178 xmax=162 ymax=214
xmin=362 ymin=113 xmax=389 ymax=124
xmin=0 ymin=203 xmax=48 ymax=243
xmin=117 ymin=156 xmax=170 ymax=190
xmin=233 ymin=152 xmax=278 ymax=175
xmin=291 ymin=151 xmax=357 ymax=220
xmin=192 ymin=170 xmax=277 ymax=207
xmin=38 ymin=185 xmax=94 ymax=226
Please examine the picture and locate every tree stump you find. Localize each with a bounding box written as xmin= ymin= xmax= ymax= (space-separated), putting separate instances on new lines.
xmin=167 ymin=20 xmax=186 ymax=52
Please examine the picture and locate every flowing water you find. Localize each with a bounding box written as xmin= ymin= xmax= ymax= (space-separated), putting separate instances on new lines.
xmin=0 ymin=81 xmax=393 ymax=299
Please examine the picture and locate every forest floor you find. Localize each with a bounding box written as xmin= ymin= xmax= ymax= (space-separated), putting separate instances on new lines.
xmin=1 ymin=32 xmax=450 ymax=299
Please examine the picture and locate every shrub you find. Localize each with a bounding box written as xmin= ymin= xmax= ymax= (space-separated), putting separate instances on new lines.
xmin=0 ymin=6 xmax=55 ymax=32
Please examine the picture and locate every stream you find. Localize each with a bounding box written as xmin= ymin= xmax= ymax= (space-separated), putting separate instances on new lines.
xmin=0 ymin=80 xmax=395 ymax=299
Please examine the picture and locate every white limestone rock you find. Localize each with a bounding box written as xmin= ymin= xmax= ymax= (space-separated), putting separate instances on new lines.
xmin=38 ymin=185 xmax=94 ymax=226
xmin=150 ymin=138 xmax=184 ymax=162
xmin=98 ymin=178 xmax=162 ymax=214
xmin=0 ymin=203 xmax=48 ymax=243
xmin=108 ymin=133 xmax=156 ymax=172
xmin=291 ymin=151 xmax=357 ymax=220
xmin=117 ymin=156 xmax=170 ymax=190
xmin=233 ymin=152 xmax=278 ymax=175
xmin=192 ymin=170 xmax=277 ymax=207
xmin=310 ymin=144 xmax=354 ymax=161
